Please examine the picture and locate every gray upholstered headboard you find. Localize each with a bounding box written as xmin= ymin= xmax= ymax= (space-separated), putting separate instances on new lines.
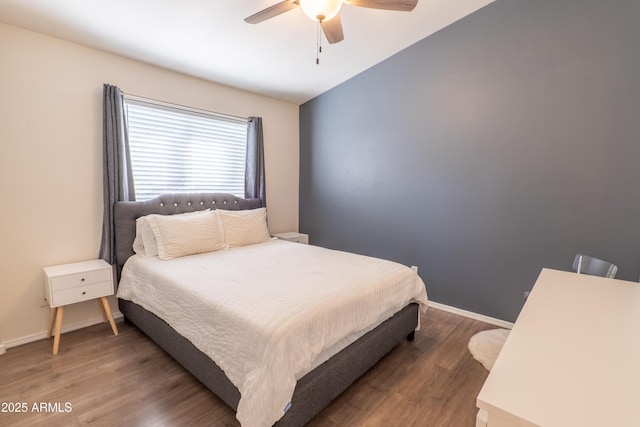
xmin=114 ymin=193 xmax=262 ymax=273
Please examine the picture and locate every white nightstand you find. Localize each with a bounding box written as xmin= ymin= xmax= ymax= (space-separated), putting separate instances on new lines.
xmin=273 ymin=232 xmax=309 ymax=244
xmin=43 ymin=259 xmax=118 ymax=354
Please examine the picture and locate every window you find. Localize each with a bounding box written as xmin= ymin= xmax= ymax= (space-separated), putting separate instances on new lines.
xmin=123 ymin=96 xmax=247 ymax=201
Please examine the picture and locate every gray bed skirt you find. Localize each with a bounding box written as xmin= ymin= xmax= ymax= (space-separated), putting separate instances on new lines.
xmin=119 ymin=299 xmax=419 ymax=426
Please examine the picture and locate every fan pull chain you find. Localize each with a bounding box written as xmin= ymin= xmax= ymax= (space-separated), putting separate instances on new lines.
xmin=316 ymin=21 xmax=322 ymax=65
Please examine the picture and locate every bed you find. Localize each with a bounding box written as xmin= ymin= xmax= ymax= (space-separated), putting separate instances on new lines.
xmin=114 ymin=193 xmax=428 ymax=426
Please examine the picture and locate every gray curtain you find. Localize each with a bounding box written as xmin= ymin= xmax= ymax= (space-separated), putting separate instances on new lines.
xmin=99 ymin=84 xmax=135 ymax=264
xmin=245 ymin=116 xmax=266 ymax=207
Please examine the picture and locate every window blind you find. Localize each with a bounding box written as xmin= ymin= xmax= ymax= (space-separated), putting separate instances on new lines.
xmin=124 ymin=97 xmax=247 ymax=201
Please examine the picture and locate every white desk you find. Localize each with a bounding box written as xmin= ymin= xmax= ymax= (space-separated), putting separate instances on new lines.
xmin=476 ymin=268 xmax=640 ymax=427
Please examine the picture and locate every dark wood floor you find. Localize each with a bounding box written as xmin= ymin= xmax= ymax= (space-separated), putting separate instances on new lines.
xmin=0 ymin=308 xmax=494 ymax=427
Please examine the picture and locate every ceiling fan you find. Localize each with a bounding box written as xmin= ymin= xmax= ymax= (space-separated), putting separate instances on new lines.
xmin=244 ymin=0 xmax=419 ymax=45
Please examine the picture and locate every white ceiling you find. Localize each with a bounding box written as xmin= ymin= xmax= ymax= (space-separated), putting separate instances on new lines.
xmin=0 ymin=0 xmax=494 ymax=105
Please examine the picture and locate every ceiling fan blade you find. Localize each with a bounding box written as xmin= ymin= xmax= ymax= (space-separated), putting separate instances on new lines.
xmin=345 ymin=0 xmax=418 ymax=12
xmin=321 ymin=14 xmax=344 ymax=44
xmin=244 ymin=0 xmax=299 ymax=24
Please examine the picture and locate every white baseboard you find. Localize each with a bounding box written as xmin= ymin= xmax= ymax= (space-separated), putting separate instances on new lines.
xmin=428 ymin=301 xmax=514 ymax=329
xmin=0 ymin=311 xmax=124 ymax=353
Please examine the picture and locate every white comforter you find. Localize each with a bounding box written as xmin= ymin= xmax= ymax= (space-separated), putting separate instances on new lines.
xmin=117 ymin=239 xmax=428 ymax=427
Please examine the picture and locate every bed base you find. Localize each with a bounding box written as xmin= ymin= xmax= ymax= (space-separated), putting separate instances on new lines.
xmin=119 ymin=299 xmax=418 ymax=426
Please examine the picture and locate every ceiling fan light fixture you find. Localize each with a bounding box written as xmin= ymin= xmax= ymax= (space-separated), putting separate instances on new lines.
xmin=299 ymin=0 xmax=343 ymax=22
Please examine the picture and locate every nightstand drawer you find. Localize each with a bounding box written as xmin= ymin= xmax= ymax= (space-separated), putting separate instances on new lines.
xmin=50 ymin=268 xmax=112 ymax=291
xmin=273 ymin=232 xmax=309 ymax=244
xmin=50 ymin=280 xmax=114 ymax=307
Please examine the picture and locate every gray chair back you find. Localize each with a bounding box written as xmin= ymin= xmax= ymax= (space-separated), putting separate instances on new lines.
xmin=572 ymin=254 xmax=618 ymax=279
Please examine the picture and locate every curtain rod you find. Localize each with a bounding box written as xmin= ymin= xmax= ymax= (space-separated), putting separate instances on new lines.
xmin=122 ymin=92 xmax=248 ymax=122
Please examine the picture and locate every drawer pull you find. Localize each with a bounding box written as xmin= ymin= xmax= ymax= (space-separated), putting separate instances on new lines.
xmin=81 ymin=278 xmax=86 ymax=282
xmin=82 ymin=291 xmax=87 ymax=295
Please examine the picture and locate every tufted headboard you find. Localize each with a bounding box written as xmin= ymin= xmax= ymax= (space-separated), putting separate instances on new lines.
xmin=114 ymin=193 xmax=262 ymax=275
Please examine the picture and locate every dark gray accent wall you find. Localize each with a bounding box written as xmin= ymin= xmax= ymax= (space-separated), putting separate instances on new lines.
xmin=299 ymin=0 xmax=640 ymax=322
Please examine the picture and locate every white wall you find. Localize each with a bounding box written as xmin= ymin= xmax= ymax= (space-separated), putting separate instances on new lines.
xmin=0 ymin=23 xmax=300 ymax=350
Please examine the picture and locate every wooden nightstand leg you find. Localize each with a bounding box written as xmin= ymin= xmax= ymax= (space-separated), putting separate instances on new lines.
xmin=52 ymin=306 xmax=64 ymax=355
xmin=100 ymin=297 xmax=119 ymax=336
xmin=97 ymin=299 xmax=108 ymax=323
xmin=47 ymin=307 xmax=57 ymax=339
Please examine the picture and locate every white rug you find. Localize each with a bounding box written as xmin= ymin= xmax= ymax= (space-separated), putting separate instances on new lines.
xmin=468 ymin=328 xmax=510 ymax=371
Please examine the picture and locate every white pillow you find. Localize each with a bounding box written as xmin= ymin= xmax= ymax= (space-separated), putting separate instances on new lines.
xmin=132 ymin=216 xmax=157 ymax=257
xmin=132 ymin=210 xmax=210 ymax=257
xmin=146 ymin=210 xmax=226 ymax=260
xmin=217 ymin=207 xmax=271 ymax=247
